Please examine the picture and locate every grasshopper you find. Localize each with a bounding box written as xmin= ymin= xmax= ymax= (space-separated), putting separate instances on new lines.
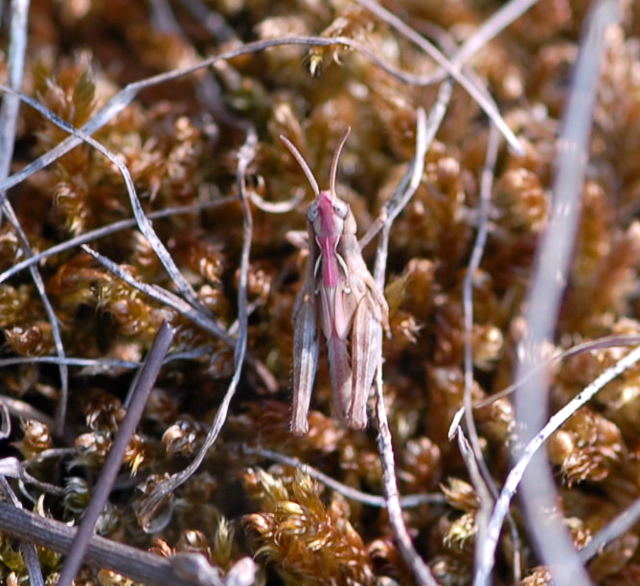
xmin=281 ymin=128 xmax=389 ymax=435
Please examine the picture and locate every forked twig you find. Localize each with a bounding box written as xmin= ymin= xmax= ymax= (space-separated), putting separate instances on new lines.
xmin=373 ymin=89 xmax=449 ymax=282
xmin=81 ymin=245 xmax=276 ymax=391
xmin=454 ymin=426 xmax=493 ymax=574
xmin=373 ymin=368 xmax=438 ymax=586
xmin=0 ymin=455 xmax=65 ymax=497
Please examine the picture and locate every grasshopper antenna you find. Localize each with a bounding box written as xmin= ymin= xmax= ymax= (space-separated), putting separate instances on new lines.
xmin=329 ymin=126 xmax=351 ymax=197
xmin=280 ymin=135 xmax=320 ymax=196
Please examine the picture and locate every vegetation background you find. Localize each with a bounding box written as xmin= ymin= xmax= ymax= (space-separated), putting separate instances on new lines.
xmin=0 ymin=0 xmax=639 ymax=584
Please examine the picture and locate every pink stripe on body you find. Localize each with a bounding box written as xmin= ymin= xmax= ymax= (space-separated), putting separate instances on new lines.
xmin=317 ymin=192 xmax=340 ymax=288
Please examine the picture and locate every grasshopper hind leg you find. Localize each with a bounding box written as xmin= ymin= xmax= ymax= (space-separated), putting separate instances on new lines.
xmin=291 ymin=289 xmax=319 ymax=436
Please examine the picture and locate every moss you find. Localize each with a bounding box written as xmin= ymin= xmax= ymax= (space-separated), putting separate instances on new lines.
xmin=0 ymin=0 xmax=639 ymax=583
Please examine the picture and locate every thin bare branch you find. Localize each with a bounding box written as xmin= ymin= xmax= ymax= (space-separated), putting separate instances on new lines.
xmin=135 ymin=128 xmax=257 ymax=532
xmin=81 ymin=244 xmax=277 ymax=392
xmin=579 ymin=497 xmax=640 ymax=563
xmin=0 ymin=348 xmax=207 ymax=370
xmin=0 ymin=500 xmax=195 ymax=586
xmin=57 ymin=321 xmax=174 ymax=586
xmin=473 ymin=334 xmax=640 ymax=408
xmin=353 ymin=0 xmax=523 ymax=153
xmin=373 ymin=90 xmax=448 ymax=283
xmin=0 ymin=475 xmax=44 ymax=586
xmin=21 ymin=538 xmax=45 ymax=586
xmin=452 ymin=123 xmax=522 ymax=582
xmin=0 ymin=402 xmax=9 ymax=439
xmin=461 ymin=124 xmax=500 ymax=445
xmin=0 ymin=25 xmax=528 ymax=202
xmin=149 ymin=0 xmax=246 ymax=129
xmin=0 ymin=197 xmax=235 ymax=284
xmin=82 ymin=244 xmax=233 ymax=344
xmin=246 ymin=446 xmax=445 ymax=508
xmin=478 ymin=343 xmax=640 ymax=585
xmin=369 ymin=107 xmax=438 ymax=586
xmin=0 ymin=35 xmax=427 ymax=201
xmin=1 ymin=203 xmax=69 ymax=434
xmin=455 ymin=426 xmax=495 ymax=576
xmin=0 ymin=395 xmax=57 ymax=431
xmin=0 ymin=0 xmax=29 ymax=200
xmin=373 ymin=370 xmax=437 ymax=586
xmin=453 ymin=0 xmax=541 ymax=68
xmin=178 ymin=0 xmax=238 ymax=42
xmin=0 ymin=0 xmax=68 ymax=436
xmin=495 ymin=3 xmax=619 ymax=585
xmin=23 ymin=448 xmax=76 ymax=470
xmin=0 ymin=456 xmax=65 ymax=496
xmin=0 ymin=84 xmax=213 ymax=321
xmin=449 ymin=334 xmax=640 ymax=440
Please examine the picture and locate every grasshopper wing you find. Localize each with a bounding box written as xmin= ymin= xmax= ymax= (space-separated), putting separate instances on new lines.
xmin=350 ymin=292 xmax=383 ymax=428
xmin=340 ymin=224 xmax=388 ymax=429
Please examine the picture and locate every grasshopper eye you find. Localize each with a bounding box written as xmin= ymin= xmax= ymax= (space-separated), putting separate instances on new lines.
xmin=307 ymin=204 xmax=319 ymax=221
xmin=332 ymin=200 xmax=348 ymax=219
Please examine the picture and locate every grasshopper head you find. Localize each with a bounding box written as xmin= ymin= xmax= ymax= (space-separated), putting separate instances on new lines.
xmin=281 ymin=127 xmax=353 ymax=254
xmin=307 ymin=190 xmax=348 ymax=246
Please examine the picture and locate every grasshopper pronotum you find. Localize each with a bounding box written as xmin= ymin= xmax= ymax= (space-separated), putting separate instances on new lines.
xmin=281 ymin=128 xmax=389 ymax=435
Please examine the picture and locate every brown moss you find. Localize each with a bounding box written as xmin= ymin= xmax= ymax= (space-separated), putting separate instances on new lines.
xmin=0 ymin=1 xmax=639 ymax=583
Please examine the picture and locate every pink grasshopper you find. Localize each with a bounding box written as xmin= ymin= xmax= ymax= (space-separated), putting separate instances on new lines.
xmin=281 ymin=128 xmax=389 ymax=435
